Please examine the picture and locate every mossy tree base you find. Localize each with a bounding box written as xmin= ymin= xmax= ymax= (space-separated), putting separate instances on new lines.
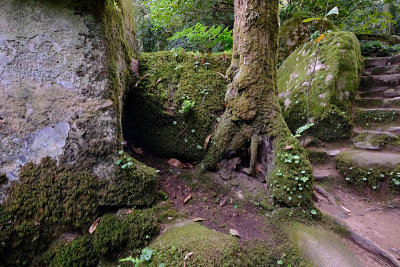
xmin=201 ymin=0 xmax=314 ymax=207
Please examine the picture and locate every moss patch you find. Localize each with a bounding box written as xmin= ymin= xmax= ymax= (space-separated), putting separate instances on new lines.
xmin=353 ymin=132 xmax=400 ymax=148
xmin=0 ymin=158 xmax=105 ymax=266
xmin=104 ymin=152 xmax=158 ymax=207
xmin=354 ymin=108 xmax=400 ymax=127
xmin=125 ymin=51 xmax=231 ymax=161
xmin=278 ymin=31 xmax=363 ymax=141
xmin=337 ymin=150 xmax=400 ymax=192
xmin=149 ymin=222 xmax=241 ymax=266
xmin=307 ymin=149 xmax=329 ymax=165
xmin=40 ymin=209 xmax=159 ymax=266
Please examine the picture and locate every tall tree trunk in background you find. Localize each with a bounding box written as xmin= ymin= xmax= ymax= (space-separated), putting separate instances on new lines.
xmin=383 ymin=2 xmax=395 ymax=35
xmin=200 ymin=0 xmax=314 ymax=207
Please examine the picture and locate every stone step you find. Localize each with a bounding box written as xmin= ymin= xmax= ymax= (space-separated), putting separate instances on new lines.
xmin=352 ymin=130 xmax=400 ymax=152
xmin=358 ymin=86 xmax=400 ymax=98
xmin=354 ymin=107 xmax=400 ymax=127
xmin=355 ymin=126 xmax=400 ymax=136
xmin=360 ymin=74 xmax=400 ymax=91
xmin=364 ymin=54 xmax=400 ymax=68
xmin=364 ymin=65 xmax=400 ymax=76
xmin=336 ymin=149 xmax=400 ymax=191
xmin=355 ymin=97 xmax=400 ymax=108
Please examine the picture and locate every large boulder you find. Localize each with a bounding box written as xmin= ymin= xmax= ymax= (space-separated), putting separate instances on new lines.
xmin=125 ymin=51 xmax=230 ymax=161
xmin=278 ymin=31 xmax=363 ymax=141
xmin=0 ymin=0 xmax=156 ymax=205
xmin=279 ymin=13 xmax=338 ymax=62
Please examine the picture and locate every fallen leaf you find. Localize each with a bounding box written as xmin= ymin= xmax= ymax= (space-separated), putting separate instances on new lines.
xmin=167 ymin=217 xmax=173 ymax=221
xmin=204 ymin=134 xmax=212 ymax=149
xmin=156 ymin=78 xmax=163 ymax=84
xmin=135 ymin=73 xmax=150 ymax=87
xmin=229 ymin=229 xmax=240 ymax=237
xmin=284 ymin=145 xmax=293 ymax=150
xmin=192 ymin=217 xmax=206 ymax=222
xmin=131 ymin=145 xmax=143 ymax=155
xmin=183 ymin=252 xmax=194 ymax=267
xmin=89 ymin=217 xmax=100 ymax=234
xmin=0 ymin=119 xmax=5 ymax=124
xmin=124 ymin=209 xmax=134 ymax=215
xmin=315 ymin=34 xmax=325 ymax=44
xmin=184 ymin=194 xmax=192 ymax=204
xmin=182 ymin=163 xmax=194 ymax=169
xmin=168 ymin=158 xmax=183 ymax=168
xmin=242 ymin=209 xmax=247 ymax=214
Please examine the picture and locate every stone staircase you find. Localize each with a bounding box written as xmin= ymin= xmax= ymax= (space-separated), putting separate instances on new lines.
xmin=310 ymin=54 xmax=400 ymax=267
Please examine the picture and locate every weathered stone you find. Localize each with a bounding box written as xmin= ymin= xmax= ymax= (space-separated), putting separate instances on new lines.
xmin=291 ymin=223 xmax=362 ymax=267
xmin=0 ymin=0 xmax=156 ymax=206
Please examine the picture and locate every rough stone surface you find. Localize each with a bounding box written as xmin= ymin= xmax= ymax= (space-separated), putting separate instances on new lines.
xmin=0 ymin=0 xmax=118 ymax=201
xmin=292 ymin=223 xmax=362 ymax=267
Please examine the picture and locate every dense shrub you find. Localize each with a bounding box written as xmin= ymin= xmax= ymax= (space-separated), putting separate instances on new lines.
xmin=361 ymin=41 xmax=400 ymax=57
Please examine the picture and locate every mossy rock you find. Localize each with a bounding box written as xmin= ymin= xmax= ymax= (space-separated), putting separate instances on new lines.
xmin=124 ymin=51 xmax=231 ymax=161
xmin=103 ymin=152 xmax=158 ymax=207
xmin=279 ymin=12 xmax=339 ymax=62
xmin=278 ymin=31 xmax=363 ymax=141
xmin=149 ymin=222 xmax=242 ymax=266
xmin=291 ymin=223 xmax=361 ymax=267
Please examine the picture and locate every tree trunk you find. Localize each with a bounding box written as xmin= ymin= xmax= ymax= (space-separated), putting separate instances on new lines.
xmin=200 ymin=0 xmax=314 ymax=207
xmin=383 ymin=3 xmax=395 ymax=35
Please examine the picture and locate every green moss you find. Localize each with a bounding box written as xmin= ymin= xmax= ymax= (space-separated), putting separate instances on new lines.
xmin=149 ymin=222 xmax=242 ymax=266
xmin=104 ymin=152 xmax=158 ymax=207
xmin=278 ymin=31 xmax=363 ymax=141
xmin=307 ymin=149 xmax=328 ymax=164
xmin=353 ymin=132 xmax=400 ymax=148
xmin=354 ymin=108 xmax=400 ymax=127
xmin=270 ymin=135 xmax=315 ymax=207
xmin=125 ymin=51 xmax=231 ymax=161
xmin=0 ymin=158 xmax=105 ymax=266
xmin=93 ymin=210 xmax=159 ymax=256
xmin=41 ymin=236 xmax=97 ymax=267
xmin=40 ymin=209 xmax=159 ymax=266
xmin=337 ymin=153 xmax=389 ymax=190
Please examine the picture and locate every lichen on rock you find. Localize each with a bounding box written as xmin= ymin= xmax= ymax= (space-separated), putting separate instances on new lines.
xmin=278 ymin=31 xmax=363 ymax=141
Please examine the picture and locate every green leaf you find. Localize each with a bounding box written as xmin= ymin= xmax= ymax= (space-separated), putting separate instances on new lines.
xmin=277 ymin=259 xmax=283 ymax=265
xmin=326 ymin=7 xmax=339 ymax=17
xmin=311 ymin=209 xmax=317 ymax=215
xmin=302 ymin=18 xmax=322 ymax=23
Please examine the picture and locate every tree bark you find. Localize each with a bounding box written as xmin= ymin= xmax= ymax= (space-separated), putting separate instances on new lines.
xmin=200 ymin=0 xmax=314 ymax=207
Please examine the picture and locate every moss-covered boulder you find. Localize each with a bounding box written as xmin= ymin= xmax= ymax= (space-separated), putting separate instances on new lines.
xmin=278 ymin=31 xmax=363 ymax=141
xmin=149 ymin=222 xmax=242 ymax=266
xmin=125 ymin=51 xmax=231 ymax=161
xmin=279 ymin=13 xmax=339 ymax=62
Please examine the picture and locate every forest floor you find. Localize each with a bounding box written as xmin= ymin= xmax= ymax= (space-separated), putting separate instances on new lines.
xmin=129 ymin=143 xmax=398 ymax=266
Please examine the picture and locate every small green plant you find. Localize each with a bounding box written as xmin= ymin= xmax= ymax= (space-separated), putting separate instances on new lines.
xmin=119 ymin=247 xmax=155 ymax=266
xmin=115 ymin=150 xmax=135 ymax=170
xmin=169 ymin=23 xmax=232 ymax=53
xmin=294 ymin=122 xmax=314 ymax=138
xmin=179 ymin=99 xmax=195 ymax=114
